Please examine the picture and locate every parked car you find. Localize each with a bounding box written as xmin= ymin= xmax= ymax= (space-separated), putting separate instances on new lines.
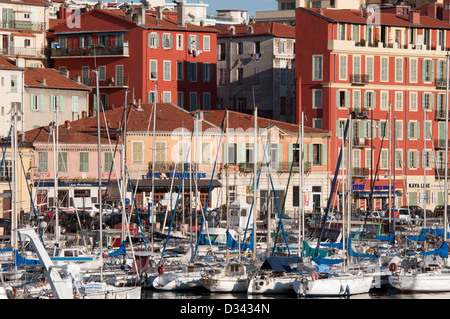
xmin=264 ymin=213 xmax=297 ymax=228
xmin=433 ymin=205 xmax=450 ymax=217
xmin=88 ymin=203 xmax=115 ymax=215
xmin=401 ymin=205 xmax=432 ymax=219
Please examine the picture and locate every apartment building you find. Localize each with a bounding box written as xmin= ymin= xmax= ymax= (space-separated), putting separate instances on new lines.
xmin=296 ymin=6 xmax=450 ymax=211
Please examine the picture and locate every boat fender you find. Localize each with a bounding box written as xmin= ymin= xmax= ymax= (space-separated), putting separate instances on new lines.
xmin=158 ymin=265 xmax=164 ymax=275
xmin=311 ymin=271 xmax=319 ymax=281
xmin=389 ymin=263 xmax=397 ymax=272
xmin=366 ymin=248 xmax=375 ymax=255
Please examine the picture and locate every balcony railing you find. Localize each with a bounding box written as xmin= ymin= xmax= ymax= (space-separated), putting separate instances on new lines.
xmin=434 ymin=139 xmax=448 ymax=149
xmin=1 ymin=46 xmax=42 ymax=57
xmin=237 ymin=161 xmax=312 ymax=172
xmin=352 ymin=167 xmax=370 ymax=178
xmin=87 ymin=76 xmax=128 ymax=87
xmin=350 ymin=74 xmax=369 ymax=85
xmin=436 ymin=109 xmax=450 ymax=120
xmin=435 ymin=167 xmax=450 ymax=179
xmin=436 ymin=78 xmax=450 ymax=89
xmin=353 ymin=137 xmax=370 ymax=148
xmin=352 ymin=107 xmax=369 ymax=119
xmin=1 ymin=20 xmax=46 ymax=31
xmin=51 ymin=44 xmax=129 ymax=57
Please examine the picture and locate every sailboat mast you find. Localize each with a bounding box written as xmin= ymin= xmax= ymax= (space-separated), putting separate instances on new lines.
xmin=53 ymin=97 xmax=60 ymax=245
xmin=11 ymin=102 xmax=18 ymax=252
xmin=445 ymin=51 xmax=449 ymax=242
xmin=253 ymin=107 xmax=257 ymax=265
xmin=151 ymin=83 xmax=157 ymax=252
xmin=300 ymin=112 xmax=305 ymax=257
xmin=95 ymin=70 xmax=103 ymax=280
xmin=226 ymin=110 xmax=229 ymax=262
xmin=122 ymin=90 xmax=128 ymax=244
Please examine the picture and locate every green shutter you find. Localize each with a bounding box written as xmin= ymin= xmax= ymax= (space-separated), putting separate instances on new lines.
xmin=422 ymin=59 xmax=426 ymax=82
xmin=278 ymin=144 xmax=283 ymax=169
xmin=59 ymin=95 xmax=64 ymax=111
xmin=50 ymin=95 xmax=54 ymax=111
xmin=288 ymin=143 xmax=293 ymax=164
xmin=30 ymin=94 xmax=34 ymax=110
xmin=336 ymin=90 xmax=340 ymax=108
xmin=39 ymin=94 xmax=44 ymax=111
xmin=223 ymin=143 xmax=227 ymax=165
xmin=308 ymin=144 xmax=313 ymax=164
xmin=321 ymin=144 xmax=327 ymax=166
xmin=236 ymin=143 xmax=245 ymax=164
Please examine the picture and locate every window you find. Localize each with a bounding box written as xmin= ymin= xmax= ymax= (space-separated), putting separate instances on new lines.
xmin=30 ymin=94 xmax=40 ymax=111
xmin=395 ymin=149 xmax=402 ymax=169
xmin=82 ymin=67 xmax=89 ymax=86
xmin=378 ymin=121 xmax=390 ymax=139
xmin=380 ymin=91 xmax=388 ymax=110
xmin=395 ymin=58 xmax=403 ymax=82
xmin=313 ymin=118 xmax=323 ymax=129
xmin=38 ymin=152 xmax=48 ymax=172
xmin=79 ymin=152 xmax=89 ymax=172
xmin=422 ymin=93 xmax=434 ymax=110
xmin=219 ymin=68 xmax=226 ymax=86
xmin=353 ymin=90 xmax=361 ymax=110
xmin=58 ymin=152 xmax=68 ymax=172
xmin=313 ymin=89 xmax=322 ymax=109
xmin=155 ymin=141 xmax=166 ymax=164
xmin=0 ymin=160 xmax=11 ymax=182
xmin=364 ymin=91 xmax=376 ymax=109
xmin=176 ymin=34 xmax=183 ymax=50
xmin=238 ymin=42 xmax=243 ymax=54
xmin=312 ymin=144 xmax=323 ymax=166
xmin=339 ymin=23 xmax=345 ymax=40
xmin=336 ymin=90 xmax=349 ymax=108
xmin=218 ymin=43 xmax=226 ymax=61
xmin=339 ymin=55 xmax=347 ymax=80
xmin=203 ymin=36 xmax=210 ymax=51
xmin=409 ymin=92 xmax=418 ymax=111
xmin=162 ymin=33 xmax=173 ymax=49
xmin=177 ymin=92 xmax=183 ymax=108
xmin=163 ymin=61 xmax=171 ymax=81
xmin=422 ymin=59 xmax=433 ymax=82
xmin=163 ymin=92 xmax=171 ymax=103
xmin=203 ymin=93 xmax=211 ymax=110
xmin=116 ymin=65 xmax=123 ymax=86
xmin=407 ymin=150 xmax=420 ymax=169
xmin=11 ymin=75 xmax=17 ymax=92
xmin=280 ymin=96 xmax=286 ymax=115
xmin=278 ymin=40 xmax=287 ymax=54
xmin=395 ymin=91 xmax=403 ymax=111
xmin=148 ymin=91 xmax=156 ymax=103
xmin=407 ymin=122 xmax=420 ymax=139
xmin=24 ymin=38 xmax=30 ymax=47
xmin=380 ymin=57 xmax=389 ymax=82
xmin=201 ymin=142 xmax=211 ymax=164
xmin=177 ymin=141 xmax=189 ymax=162
xmin=336 ymin=119 xmax=347 ymax=138
xmin=177 ymin=61 xmax=183 ymax=81
xmin=366 ymin=56 xmax=374 ymax=81
xmin=422 ymin=150 xmax=435 ymax=169
xmin=72 ymin=96 xmax=79 ymax=112
xmin=190 ymin=92 xmax=197 ymax=111
xmin=188 ymin=63 xmax=197 ymax=81
xmin=237 ymin=68 xmax=244 ymax=84
xmin=380 ymin=149 xmax=388 ymax=169
xmin=202 ymin=63 xmax=213 ymax=82
xmin=104 ymin=152 xmax=113 ymax=173
xmin=395 ymin=121 xmax=403 ymax=140
xmin=353 ymin=55 xmax=361 ymax=75
xmin=365 ymin=149 xmax=372 ymax=169
xmin=352 ymin=24 xmax=359 ymax=42
xmin=132 ymin=141 xmax=144 ymax=165
xmin=148 ymin=33 xmax=159 ymax=48
xmin=99 ymin=66 xmax=106 ymax=80
xmin=312 ymin=55 xmax=323 ymax=81
xmin=150 ymin=60 xmax=158 ymax=80
xmin=410 ymin=58 xmax=418 ymax=83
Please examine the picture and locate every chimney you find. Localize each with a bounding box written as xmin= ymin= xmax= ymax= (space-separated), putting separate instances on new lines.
xmin=41 ymin=77 xmax=46 ymax=85
xmin=409 ymin=11 xmax=420 ymax=24
xmin=427 ymin=2 xmax=437 ymax=18
xmin=81 ymin=110 xmax=87 ymax=118
xmin=176 ymin=1 xmax=186 ymax=27
xmin=64 ymin=120 xmax=71 ymax=129
xmin=141 ymin=4 xmax=146 ymax=25
xmin=156 ymin=6 xmax=162 ymax=25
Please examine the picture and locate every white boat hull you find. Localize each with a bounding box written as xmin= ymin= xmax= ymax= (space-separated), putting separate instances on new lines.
xmin=247 ymin=273 xmax=296 ymax=294
xmin=200 ymin=276 xmax=248 ymax=293
xmin=81 ymin=286 xmax=141 ymax=299
xmin=389 ymin=272 xmax=450 ymax=292
xmin=153 ymin=272 xmax=202 ymax=291
xmin=293 ymin=274 xmax=373 ymax=296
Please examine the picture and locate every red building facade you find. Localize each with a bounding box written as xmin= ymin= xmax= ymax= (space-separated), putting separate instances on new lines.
xmin=296 ymin=5 xmax=450 ymax=211
xmin=49 ymin=7 xmax=217 ymax=114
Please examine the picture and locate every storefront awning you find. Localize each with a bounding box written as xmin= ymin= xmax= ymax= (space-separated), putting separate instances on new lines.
xmin=129 ymin=179 xmax=222 ymax=192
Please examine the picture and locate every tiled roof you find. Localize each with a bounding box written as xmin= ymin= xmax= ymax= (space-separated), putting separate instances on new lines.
xmin=24 ymin=68 xmax=90 ymax=91
xmin=201 ymin=110 xmax=331 ymax=135
xmin=210 ymin=22 xmax=295 ymax=38
xmin=301 ymin=8 xmax=450 ymax=29
xmin=0 ymin=55 xmax=20 ymax=70
xmin=0 ymin=0 xmax=50 ymax=6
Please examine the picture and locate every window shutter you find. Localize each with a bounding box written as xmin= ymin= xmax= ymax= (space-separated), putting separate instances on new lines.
xmin=59 ymin=95 xmax=64 ymax=112
xmin=40 ymin=94 xmax=44 ymax=111
xmin=422 ymin=60 xmax=427 ymax=82
xmin=346 ymin=90 xmax=350 ymax=108
xmin=30 ymin=94 xmax=34 ymax=110
xmin=50 ymin=95 xmax=54 ymax=111
xmin=336 ymin=90 xmax=340 ymax=108
xmin=321 ymin=144 xmax=327 ymax=166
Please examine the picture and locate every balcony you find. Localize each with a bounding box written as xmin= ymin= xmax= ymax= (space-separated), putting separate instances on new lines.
xmin=1 ymin=46 xmax=43 ymax=57
xmin=85 ymin=76 xmax=128 ymax=88
xmin=350 ymin=74 xmax=369 ymax=86
xmin=436 ymin=78 xmax=450 ymax=89
xmin=435 ymin=109 xmax=450 ymax=121
xmin=434 ymin=139 xmax=448 ymax=149
xmin=237 ymin=161 xmax=312 ymax=173
xmin=353 ymin=137 xmax=370 ymax=148
xmin=51 ymin=44 xmax=129 ymax=58
xmin=352 ymin=167 xmax=370 ymax=178
xmin=1 ymin=20 xmax=46 ymax=31
xmin=435 ymin=167 xmax=450 ymax=179
xmin=352 ymin=107 xmax=369 ymax=119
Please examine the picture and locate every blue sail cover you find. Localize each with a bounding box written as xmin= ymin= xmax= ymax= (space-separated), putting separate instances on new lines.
xmin=14 ymin=251 xmax=41 ymax=266
xmin=407 ymin=228 xmax=450 ymax=242
xmin=347 ymin=237 xmax=379 ymax=259
xmin=312 ymin=256 xmax=343 ymax=265
xmin=107 ymin=241 xmax=127 ymax=257
xmin=376 ymin=232 xmax=396 ymax=244
xmin=226 ymin=231 xmax=254 ymax=251
xmin=320 ymin=242 xmax=344 ymax=249
xmin=421 ymin=241 xmax=449 ymax=258
xmin=260 ymin=256 xmax=302 ymax=272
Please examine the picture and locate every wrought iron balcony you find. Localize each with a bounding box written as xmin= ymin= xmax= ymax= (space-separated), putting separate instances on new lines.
xmin=51 ymin=45 xmax=129 ymax=58
xmin=435 ymin=109 xmax=450 ymax=121
xmin=352 ymin=167 xmax=370 ymax=178
xmin=353 ymin=137 xmax=370 ymax=148
xmin=1 ymin=20 xmax=46 ymax=31
xmin=350 ymin=74 xmax=369 ymax=85
xmin=434 ymin=139 xmax=448 ymax=149
xmin=436 ymin=78 xmax=450 ymax=89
